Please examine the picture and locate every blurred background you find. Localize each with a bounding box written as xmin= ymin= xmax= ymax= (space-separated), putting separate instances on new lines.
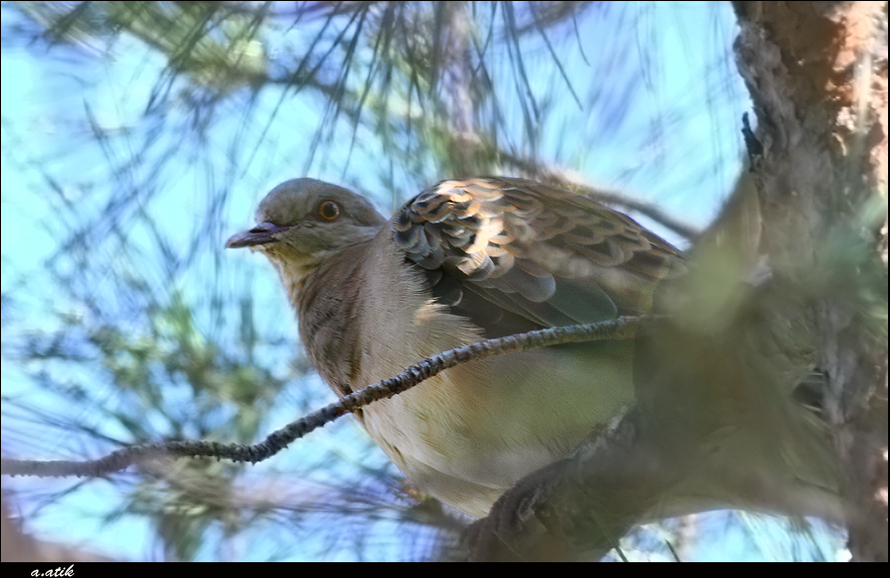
xmin=1 ymin=1 xmax=847 ymax=561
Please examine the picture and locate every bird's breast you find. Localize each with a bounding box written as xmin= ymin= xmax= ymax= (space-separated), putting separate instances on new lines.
xmin=301 ymin=227 xmax=636 ymax=518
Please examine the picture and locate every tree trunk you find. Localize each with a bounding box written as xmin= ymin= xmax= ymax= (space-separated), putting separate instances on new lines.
xmin=466 ymin=1 xmax=888 ymax=561
xmin=734 ymin=0 xmax=888 ymax=562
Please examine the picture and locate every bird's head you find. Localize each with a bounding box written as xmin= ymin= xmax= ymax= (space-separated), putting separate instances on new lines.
xmin=226 ymin=178 xmax=387 ymax=281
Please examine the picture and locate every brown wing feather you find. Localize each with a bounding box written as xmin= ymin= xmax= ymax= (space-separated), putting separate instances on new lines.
xmin=393 ymin=177 xmax=683 ymax=337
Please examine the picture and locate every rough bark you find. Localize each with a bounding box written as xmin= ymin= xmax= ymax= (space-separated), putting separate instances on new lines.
xmin=465 ymin=1 xmax=888 ymax=561
xmin=733 ymin=0 xmax=888 ymax=562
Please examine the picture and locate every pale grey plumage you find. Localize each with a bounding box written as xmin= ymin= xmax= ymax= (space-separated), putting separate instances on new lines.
xmin=226 ymin=177 xmax=684 ymax=518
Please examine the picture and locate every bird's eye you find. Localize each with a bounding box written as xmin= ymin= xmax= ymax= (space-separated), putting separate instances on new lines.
xmin=317 ymin=200 xmax=340 ymax=222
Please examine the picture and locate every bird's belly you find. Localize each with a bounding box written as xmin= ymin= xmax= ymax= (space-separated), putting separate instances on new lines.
xmin=359 ymin=340 xmax=635 ymax=518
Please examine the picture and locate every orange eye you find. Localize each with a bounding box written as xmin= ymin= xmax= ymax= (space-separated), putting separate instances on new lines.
xmin=317 ymin=200 xmax=340 ymax=221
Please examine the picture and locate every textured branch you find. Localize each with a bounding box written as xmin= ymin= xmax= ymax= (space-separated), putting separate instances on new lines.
xmin=1 ymin=316 xmax=643 ymax=478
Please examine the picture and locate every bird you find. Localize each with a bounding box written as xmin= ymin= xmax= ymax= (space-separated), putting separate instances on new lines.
xmin=226 ymin=176 xmax=683 ymax=519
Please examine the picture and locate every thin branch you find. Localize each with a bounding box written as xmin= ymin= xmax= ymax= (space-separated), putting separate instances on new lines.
xmin=1 ymin=316 xmax=645 ymax=479
xmin=500 ymin=151 xmax=702 ymax=240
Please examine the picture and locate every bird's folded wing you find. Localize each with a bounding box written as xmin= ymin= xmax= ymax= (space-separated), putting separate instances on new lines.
xmin=392 ymin=177 xmax=683 ymax=337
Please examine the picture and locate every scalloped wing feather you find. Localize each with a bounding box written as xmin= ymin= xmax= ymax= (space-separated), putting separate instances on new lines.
xmin=393 ymin=177 xmax=683 ymax=336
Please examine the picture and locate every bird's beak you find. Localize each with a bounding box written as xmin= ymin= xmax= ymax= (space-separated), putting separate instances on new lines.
xmin=225 ymin=222 xmax=289 ymax=248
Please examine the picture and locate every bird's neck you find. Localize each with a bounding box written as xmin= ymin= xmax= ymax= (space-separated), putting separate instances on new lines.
xmin=295 ymin=243 xmax=371 ymax=396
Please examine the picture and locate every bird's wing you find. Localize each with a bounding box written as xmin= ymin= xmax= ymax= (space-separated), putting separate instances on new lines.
xmin=393 ymin=177 xmax=683 ymax=337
